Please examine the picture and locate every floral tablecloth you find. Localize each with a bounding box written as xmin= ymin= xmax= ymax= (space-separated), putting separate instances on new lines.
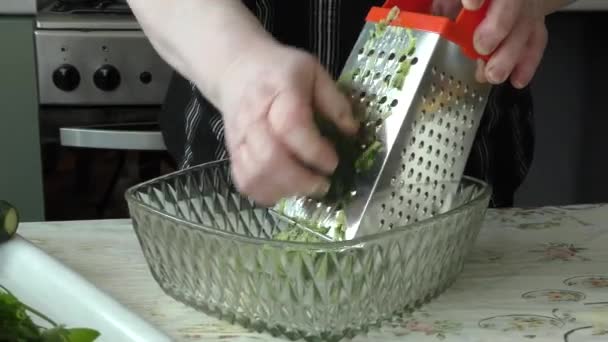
xmin=355 ymin=204 xmax=608 ymax=341
xmin=17 ymin=204 xmax=608 ymax=341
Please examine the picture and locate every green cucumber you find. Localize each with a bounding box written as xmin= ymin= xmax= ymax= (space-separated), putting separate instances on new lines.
xmin=0 ymin=200 xmax=19 ymax=243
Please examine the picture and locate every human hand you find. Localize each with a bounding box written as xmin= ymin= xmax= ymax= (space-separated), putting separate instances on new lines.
xmin=217 ymin=41 xmax=359 ymax=206
xmin=433 ymin=0 xmax=550 ymax=89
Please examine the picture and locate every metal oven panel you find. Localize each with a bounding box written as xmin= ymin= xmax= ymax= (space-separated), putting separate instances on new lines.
xmin=35 ymin=30 xmax=173 ymax=106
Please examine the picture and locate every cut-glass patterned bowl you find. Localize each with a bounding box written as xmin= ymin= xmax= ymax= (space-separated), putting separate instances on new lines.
xmin=125 ymin=159 xmax=491 ymax=341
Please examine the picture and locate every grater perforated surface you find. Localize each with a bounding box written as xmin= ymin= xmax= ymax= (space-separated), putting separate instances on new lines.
xmin=276 ymin=16 xmax=492 ymax=241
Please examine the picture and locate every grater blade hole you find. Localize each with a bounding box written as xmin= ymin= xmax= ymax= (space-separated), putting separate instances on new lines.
xmin=390 ymin=99 xmax=399 ymax=107
xmin=388 ymin=52 xmax=396 ymax=60
xmin=368 ymin=49 xmax=375 ymax=57
xmin=411 ymin=57 xmax=418 ymax=64
xmin=378 ymin=51 xmax=385 ymax=58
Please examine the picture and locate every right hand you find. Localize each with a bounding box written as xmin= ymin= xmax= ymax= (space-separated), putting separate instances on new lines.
xmin=216 ymin=41 xmax=359 ymax=206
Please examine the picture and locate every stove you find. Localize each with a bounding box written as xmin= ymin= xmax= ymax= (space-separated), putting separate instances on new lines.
xmin=34 ymin=0 xmax=176 ymax=221
xmin=35 ymin=0 xmax=172 ymax=105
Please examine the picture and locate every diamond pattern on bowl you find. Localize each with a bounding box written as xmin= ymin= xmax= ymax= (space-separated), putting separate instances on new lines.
xmin=126 ymin=160 xmax=490 ymax=341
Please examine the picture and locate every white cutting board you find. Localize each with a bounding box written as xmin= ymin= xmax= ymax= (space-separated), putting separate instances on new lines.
xmin=0 ymin=235 xmax=172 ymax=342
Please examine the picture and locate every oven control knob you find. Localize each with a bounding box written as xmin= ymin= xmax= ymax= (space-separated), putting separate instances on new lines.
xmin=93 ymin=64 xmax=121 ymax=91
xmin=52 ymin=64 xmax=80 ymax=92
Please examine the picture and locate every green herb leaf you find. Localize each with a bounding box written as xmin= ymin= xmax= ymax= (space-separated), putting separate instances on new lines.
xmin=65 ymin=328 xmax=102 ymax=342
xmin=0 ymin=285 xmax=101 ymax=341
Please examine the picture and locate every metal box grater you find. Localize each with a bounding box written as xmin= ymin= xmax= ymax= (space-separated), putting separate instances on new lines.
xmin=274 ymin=0 xmax=493 ymax=241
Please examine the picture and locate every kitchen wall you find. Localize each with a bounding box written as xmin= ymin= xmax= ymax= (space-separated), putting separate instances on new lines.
xmin=514 ymin=10 xmax=608 ymax=207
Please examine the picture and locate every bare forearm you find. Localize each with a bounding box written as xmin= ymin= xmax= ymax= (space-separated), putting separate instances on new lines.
xmin=126 ymin=0 xmax=276 ymax=107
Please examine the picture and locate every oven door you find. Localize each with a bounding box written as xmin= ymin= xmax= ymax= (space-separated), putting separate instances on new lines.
xmin=39 ymin=106 xmax=174 ymax=221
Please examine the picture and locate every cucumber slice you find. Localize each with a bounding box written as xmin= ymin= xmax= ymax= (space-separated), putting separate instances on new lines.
xmin=0 ymin=200 xmax=19 ymax=242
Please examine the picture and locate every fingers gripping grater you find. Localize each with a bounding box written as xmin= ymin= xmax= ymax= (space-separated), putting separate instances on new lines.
xmin=273 ymin=0 xmax=493 ymax=242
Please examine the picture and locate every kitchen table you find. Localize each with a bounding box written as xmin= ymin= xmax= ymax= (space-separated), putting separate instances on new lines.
xmin=16 ymin=203 xmax=608 ymax=341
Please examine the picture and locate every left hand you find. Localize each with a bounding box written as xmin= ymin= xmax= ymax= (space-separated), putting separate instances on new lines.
xmin=432 ymin=0 xmax=549 ymax=89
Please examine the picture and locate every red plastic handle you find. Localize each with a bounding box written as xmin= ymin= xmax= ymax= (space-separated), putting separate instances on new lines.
xmin=368 ymin=0 xmax=493 ymax=61
xmin=450 ymin=0 xmax=492 ymax=61
xmin=382 ymin=0 xmax=433 ymax=13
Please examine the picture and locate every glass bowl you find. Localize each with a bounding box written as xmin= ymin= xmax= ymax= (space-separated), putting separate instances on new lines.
xmin=125 ymin=159 xmax=491 ymax=341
